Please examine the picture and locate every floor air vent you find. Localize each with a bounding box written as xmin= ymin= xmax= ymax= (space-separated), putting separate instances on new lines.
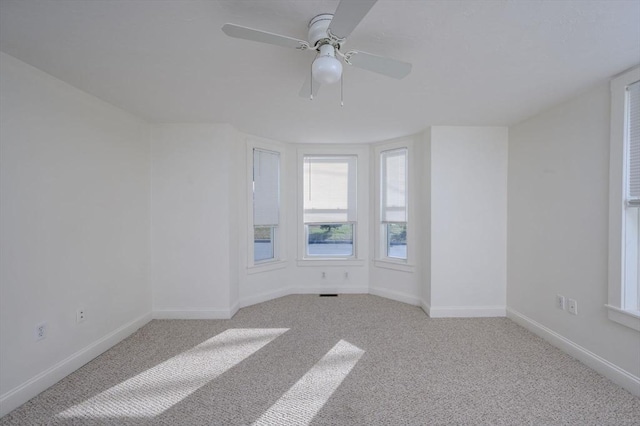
xmin=319 ymin=294 xmax=338 ymax=297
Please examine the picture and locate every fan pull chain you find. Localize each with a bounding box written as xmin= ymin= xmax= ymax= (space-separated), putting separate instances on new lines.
xmin=310 ymin=66 xmax=314 ymax=101
xmin=340 ymin=73 xmax=344 ymax=107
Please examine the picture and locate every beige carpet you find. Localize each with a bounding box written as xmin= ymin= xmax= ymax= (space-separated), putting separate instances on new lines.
xmin=2 ymin=295 xmax=639 ymax=425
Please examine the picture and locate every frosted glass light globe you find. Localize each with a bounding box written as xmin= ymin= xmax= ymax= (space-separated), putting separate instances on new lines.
xmin=312 ymin=45 xmax=343 ymax=85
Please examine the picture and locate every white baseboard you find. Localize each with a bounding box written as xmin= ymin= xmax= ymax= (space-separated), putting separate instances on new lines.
xmin=507 ymin=308 xmax=640 ymax=397
xmin=229 ymin=300 xmax=240 ymax=318
xmin=239 ymin=287 xmax=292 ymax=309
xmin=238 ymin=286 xmax=370 ymax=309
xmin=291 ymin=286 xmax=369 ymax=295
xmin=369 ymin=287 xmax=422 ymax=306
xmin=428 ymin=305 xmax=506 ymax=318
xmin=0 ymin=312 xmax=152 ymax=417
xmin=152 ymin=307 xmax=235 ymax=320
xmin=421 ymin=300 xmax=431 ymax=316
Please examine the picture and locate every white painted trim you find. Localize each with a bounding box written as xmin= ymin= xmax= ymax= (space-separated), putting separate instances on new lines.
xmin=0 ymin=312 xmax=153 ymax=417
xmin=420 ymin=300 xmax=431 ymax=316
xmin=372 ymin=137 xmax=416 ymax=266
xmin=247 ymin=260 xmax=288 ymax=274
xmin=605 ymin=304 xmax=640 ymax=331
xmin=292 ymin=286 xmax=369 ymax=295
xmin=229 ymin=301 xmax=240 ymax=318
xmin=239 ymin=287 xmax=292 ymax=309
xmin=246 ymin=137 xmax=287 ymax=269
xmin=296 ymin=259 xmax=366 ymax=267
xmin=428 ymin=305 xmax=506 ymax=318
xmin=296 ymin=145 xmax=370 ymax=263
xmin=373 ymin=259 xmax=415 ymax=273
xmin=369 ymin=287 xmax=421 ymax=306
xmin=507 ymin=308 xmax=640 ymax=397
xmin=239 ymin=286 xmax=370 ymax=309
xmin=152 ymin=308 xmax=234 ymax=320
xmin=608 ymin=67 xmax=640 ymax=329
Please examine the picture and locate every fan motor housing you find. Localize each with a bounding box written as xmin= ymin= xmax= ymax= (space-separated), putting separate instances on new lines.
xmin=308 ymin=13 xmax=335 ymax=48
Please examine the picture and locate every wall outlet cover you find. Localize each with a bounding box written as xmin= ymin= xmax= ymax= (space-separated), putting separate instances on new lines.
xmin=35 ymin=322 xmax=47 ymax=341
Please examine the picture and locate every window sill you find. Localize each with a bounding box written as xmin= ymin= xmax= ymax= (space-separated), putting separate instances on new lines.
xmin=247 ymin=259 xmax=288 ymax=275
xmin=297 ymin=259 xmax=366 ymax=267
xmin=373 ymin=259 xmax=415 ymax=273
xmin=605 ymin=305 xmax=640 ymax=332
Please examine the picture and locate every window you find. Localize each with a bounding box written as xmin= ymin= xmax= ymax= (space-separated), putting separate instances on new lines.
xmin=380 ymin=148 xmax=408 ymax=261
xmin=625 ymin=81 xmax=640 ymax=312
xmin=608 ymin=67 xmax=640 ymax=331
xmin=303 ymin=155 xmax=357 ymax=258
xmin=253 ymin=148 xmax=280 ymax=263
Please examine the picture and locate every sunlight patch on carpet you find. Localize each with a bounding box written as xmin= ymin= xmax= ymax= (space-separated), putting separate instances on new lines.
xmin=57 ymin=328 xmax=289 ymax=419
xmin=252 ymin=339 xmax=364 ymax=425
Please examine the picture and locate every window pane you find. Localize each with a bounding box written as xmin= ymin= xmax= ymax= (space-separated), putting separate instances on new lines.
xmin=387 ymin=223 xmax=407 ymax=259
xmin=253 ymin=149 xmax=280 ymax=226
xmin=254 ymin=226 xmax=274 ymax=262
xmin=381 ymin=149 xmax=407 ymax=222
xmin=303 ymin=156 xmax=357 ymax=223
xmin=307 ymin=224 xmax=353 ymax=257
xmin=628 ymin=81 xmax=640 ymax=201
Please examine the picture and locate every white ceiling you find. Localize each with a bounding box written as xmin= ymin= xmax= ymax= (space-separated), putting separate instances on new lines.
xmin=1 ymin=0 xmax=638 ymax=144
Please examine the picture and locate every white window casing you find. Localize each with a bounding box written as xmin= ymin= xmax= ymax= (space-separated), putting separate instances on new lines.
xmin=608 ymin=66 xmax=640 ymax=331
xmin=374 ymin=140 xmax=414 ymax=271
xmin=297 ymin=146 xmax=367 ymax=265
xmin=247 ymin=140 xmax=287 ymax=272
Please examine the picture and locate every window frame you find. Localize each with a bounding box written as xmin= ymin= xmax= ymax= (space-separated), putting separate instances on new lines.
xmin=247 ymin=139 xmax=287 ymax=272
xmin=607 ymin=66 xmax=640 ymax=331
xmin=297 ymin=146 xmax=368 ymax=265
xmin=374 ymin=139 xmax=415 ymax=272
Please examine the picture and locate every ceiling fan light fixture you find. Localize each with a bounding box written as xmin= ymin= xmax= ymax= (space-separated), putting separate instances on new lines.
xmin=312 ymin=44 xmax=342 ymax=85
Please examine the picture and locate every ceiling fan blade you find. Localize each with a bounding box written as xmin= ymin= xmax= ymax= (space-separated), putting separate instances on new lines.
xmin=345 ymin=50 xmax=412 ymax=79
xmin=222 ymin=23 xmax=309 ymax=50
xmin=328 ymin=0 xmax=378 ymax=39
xmin=299 ymin=73 xmax=321 ymax=99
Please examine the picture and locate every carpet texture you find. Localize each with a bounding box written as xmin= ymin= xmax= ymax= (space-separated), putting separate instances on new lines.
xmin=1 ymin=295 xmax=639 ymax=425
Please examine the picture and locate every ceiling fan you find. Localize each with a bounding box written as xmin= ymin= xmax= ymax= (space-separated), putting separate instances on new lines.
xmin=221 ymin=0 xmax=412 ymax=101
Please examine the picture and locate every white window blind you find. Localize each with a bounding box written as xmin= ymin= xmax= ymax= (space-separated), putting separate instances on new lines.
xmin=253 ymin=149 xmax=280 ymax=226
xmin=303 ymin=155 xmax=357 ymax=223
xmin=628 ymin=81 xmax=640 ymax=206
xmin=381 ymin=148 xmax=407 ymax=222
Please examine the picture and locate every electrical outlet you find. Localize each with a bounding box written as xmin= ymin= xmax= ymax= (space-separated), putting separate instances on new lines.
xmin=568 ymin=298 xmax=578 ymax=315
xmin=76 ymin=308 xmax=86 ymax=323
xmin=344 ymin=271 xmax=349 ymax=279
xmin=35 ymin=322 xmax=47 ymax=341
xmin=322 ymin=272 xmax=326 ymax=279
xmin=556 ymin=294 xmax=565 ymax=310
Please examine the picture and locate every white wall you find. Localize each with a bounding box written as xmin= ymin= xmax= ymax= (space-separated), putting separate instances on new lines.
xmin=420 ymin=130 xmax=432 ymax=309
xmin=508 ymin=82 xmax=640 ymax=389
xmin=0 ymin=53 xmax=152 ymax=414
xmin=429 ymin=126 xmax=508 ymax=317
xmin=151 ymin=124 xmax=237 ymax=319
